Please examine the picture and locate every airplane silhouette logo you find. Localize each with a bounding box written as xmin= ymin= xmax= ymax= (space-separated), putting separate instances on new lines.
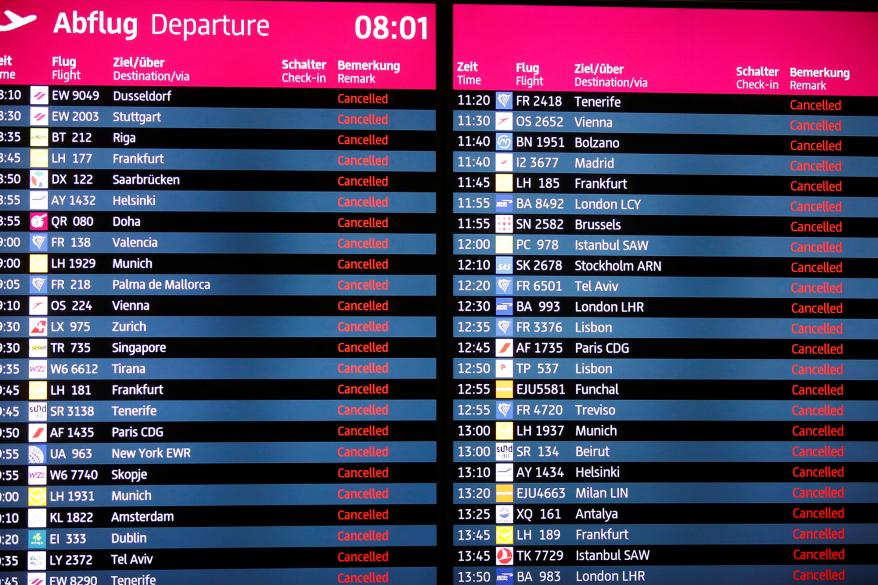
xmin=0 ymin=10 xmax=37 ymax=32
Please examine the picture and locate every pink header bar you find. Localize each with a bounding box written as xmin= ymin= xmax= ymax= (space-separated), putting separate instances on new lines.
xmin=0 ymin=1 xmax=434 ymax=89
xmin=454 ymin=5 xmax=878 ymax=96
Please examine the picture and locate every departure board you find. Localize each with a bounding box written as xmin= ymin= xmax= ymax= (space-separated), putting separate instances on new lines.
xmin=451 ymin=4 xmax=878 ymax=585
xmin=0 ymin=1 xmax=437 ymax=583
xmin=1 ymin=1 xmax=878 ymax=584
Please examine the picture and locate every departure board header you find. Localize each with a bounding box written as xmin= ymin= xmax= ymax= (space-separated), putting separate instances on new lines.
xmin=453 ymin=5 xmax=878 ymax=95
xmin=0 ymin=0 xmax=435 ymax=88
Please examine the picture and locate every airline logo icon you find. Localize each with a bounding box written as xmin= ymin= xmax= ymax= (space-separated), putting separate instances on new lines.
xmin=495 ymin=257 xmax=513 ymax=275
xmin=496 ymin=133 xmax=513 ymax=151
xmin=496 ymin=319 xmax=513 ymax=335
xmin=28 ymin=445 xmax=46 ymax=464
xmin=496 ymin=277 xmax=513 ymax=294
xmin=496 ymin=92 xmax=513 ymax=110
xmin=29 ymin=297 xmax=48 ymax=316
xmin=496 ymin=421 xmax=514 ymax=441
xmin=496 ymin=525 xmax=514 ymax=545
xmin=30 ymin=212 xmax=48 ymax=231
xmin=495 ymin=463 xmax=514 ymax=482
xmin=30 ymin=127 xmax=49 ymax=147
xmin=495 ymin=173 xmax=513 ymax=192
xmin=30 ymin=170 xmax=48 ymax=189
xmin=0 ymin=10 xmax=37 ymax=33
xmin=496 ymin=401 xmax=514 ymax=420
xmin=495 ymin=483 xmax=514 ymax=503
xmin=495 ymin=214 xmax=514 ymax=233
xmin=30 ymin=128 xmax=49 ymax=149
xmin=30 ymin=86 xmax=49 ymax=105
xmin=495 ymin=112 xmax=513 ymax=131
xmin=29 ymin=191 xmax=49 ymax=210
xmin=30 ymin=149 xmax=49 ymax=168
xmin=29 ymin=254 xmax=48 ymax=273
xmin=28 ymin=530 xmax=46 ymax=549
xmin=29 ymin=424 xmax=47 ymax=443
xmin=495 ymin=153 xmax=513 ymax=172
xmin=29 ymin=360 xmax=48 ymax=379
xmin=29 ymin=107 xmax=48 ymax=126
xmin=28 ymin=573 xmax=47 ymax=585
xmin=496 ymin=504 xmax=514 ymax=524
xmin=495 ymin=298 xmax=513 ymax=316
xmin=30 ymin=234 xmax=48 ymax=252
xmin=495 ymin=235 xmax=514 ymax=254
xmin=495 ymin=442 xmax=514 ymax=462
xmin=495 ymin=338 xmax=513 ymax=357
xmin=28 ymin=466 xmax=47 ymax=486
xmin=495 ymin=194 xmax=513 ymax=211
xmin=29 ymin=381 xmax=48 ymax=400
xmin=496 ymin=568 xmax=514 ymax=583
xmin=495 ymin=546 xmax=514 ymax=566
xmin=28 ymin=401 xmax=47 ymax=421
xmin=30 ymin=277 xmax=47 ymax=294
xmin=27 ymin=487 xmax=46 ymax=507
xmin=29 ymin=339 xmax=48 ymax=358
xmin=496 ymin=380 xmax=514 ymax=399
xmin=27 ymin=551 xmax=46 ymax=571
xmin=28 ymin=508 xmax=47 ymax=528
xmin=29 ymin=318 xmax=47 ymax=336
xmin=495 ymin=359 xmax=514 ymax=378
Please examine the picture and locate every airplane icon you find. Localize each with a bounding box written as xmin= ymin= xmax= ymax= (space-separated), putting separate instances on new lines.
xmin=0 ymin=10 xmax=37 ymax=32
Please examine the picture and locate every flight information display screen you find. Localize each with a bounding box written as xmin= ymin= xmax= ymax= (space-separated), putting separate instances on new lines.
xmin=0 ymin=1 xmax=437 ymax=584
xmin=0 ymin=1 xmax=876 ymax=584
xmin=451 ymin=4 xmax=876 ymax=585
